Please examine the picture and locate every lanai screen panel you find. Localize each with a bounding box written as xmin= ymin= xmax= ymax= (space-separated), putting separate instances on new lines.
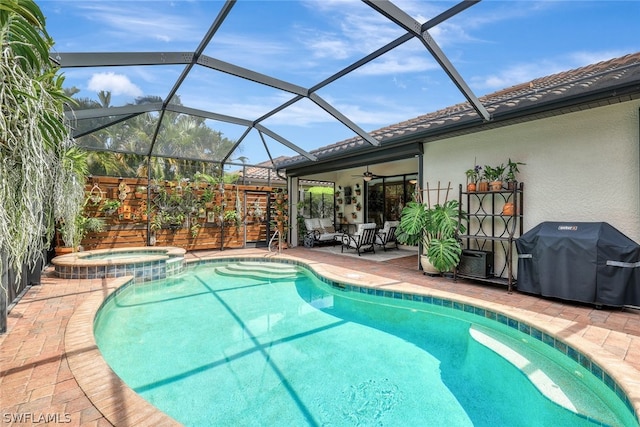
xmin=151 ymin=111 xmax=237 ymax=162
xmin=73 ymin=113 xmax=159 ymax=156
xmin=256 ymin=97 xmax=364 ymax=157
xmin=174 ymin=66 xmax=300 ymax=122
xmin=201 ymin=1 xmax=409 ymax=86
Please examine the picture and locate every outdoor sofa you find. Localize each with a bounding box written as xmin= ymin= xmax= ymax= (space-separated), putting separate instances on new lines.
xmin=303 ymin=218 xmax=343 ymax=247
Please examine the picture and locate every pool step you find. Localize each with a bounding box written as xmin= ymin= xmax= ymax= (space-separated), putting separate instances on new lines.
xmin=215 ymin=262 xmax=299 ymax=280
xmin=469 ymin=325 xmax=615 ymax=425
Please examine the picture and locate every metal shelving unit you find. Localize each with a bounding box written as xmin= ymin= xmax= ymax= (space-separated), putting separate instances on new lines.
xmin=456 ymin=182 xmax=524 ymax=292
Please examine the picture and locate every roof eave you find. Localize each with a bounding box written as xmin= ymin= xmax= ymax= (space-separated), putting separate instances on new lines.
xmin=282 ymin=80 xmax=640 ymax=173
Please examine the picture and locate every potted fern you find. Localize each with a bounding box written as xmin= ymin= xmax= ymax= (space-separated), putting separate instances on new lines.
xmin=397 ymin=199 xmax=466 ymax=274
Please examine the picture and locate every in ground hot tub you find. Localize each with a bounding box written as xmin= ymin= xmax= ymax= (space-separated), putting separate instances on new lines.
xmin=52 ymin=246 xmax=186 ymax=282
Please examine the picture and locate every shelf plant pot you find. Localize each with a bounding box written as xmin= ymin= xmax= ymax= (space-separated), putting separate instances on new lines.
xmin=502 ymin=202 xmax=515 ymax=216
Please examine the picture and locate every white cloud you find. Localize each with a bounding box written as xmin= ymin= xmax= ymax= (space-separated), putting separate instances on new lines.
xmin=76 ymin=3 xmax=204 ymax=45
xmin=356 ymin=54 xmax=439 ymax=76
xmin=87 ymin=72 xmax=143 ymax=97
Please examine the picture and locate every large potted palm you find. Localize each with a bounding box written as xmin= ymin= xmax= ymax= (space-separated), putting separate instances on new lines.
xmin=396 ymin=199 xmax=466 ymax=275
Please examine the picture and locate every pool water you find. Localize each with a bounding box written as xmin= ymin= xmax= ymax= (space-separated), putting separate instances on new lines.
xmin=94 ymin=261 xmax=637 ymax=427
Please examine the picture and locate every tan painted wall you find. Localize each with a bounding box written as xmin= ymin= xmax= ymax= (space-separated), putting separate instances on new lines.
xmin=423 ymin=100 xmax=640 ymax=241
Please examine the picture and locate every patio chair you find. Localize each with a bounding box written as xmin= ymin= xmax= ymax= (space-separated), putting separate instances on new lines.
xmin=375 ymin=221 xmax=399 ymax=251
xmin=340 ymin=223 xmax=377 ymax=255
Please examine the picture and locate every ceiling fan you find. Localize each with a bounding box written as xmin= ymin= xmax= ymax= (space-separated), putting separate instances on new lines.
xmin=352 ymin=166 xmax=378 ymax=182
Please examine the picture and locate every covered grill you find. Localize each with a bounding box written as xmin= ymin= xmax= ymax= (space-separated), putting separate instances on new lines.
xmin=516 ymin=222 xmax=640 ymax=307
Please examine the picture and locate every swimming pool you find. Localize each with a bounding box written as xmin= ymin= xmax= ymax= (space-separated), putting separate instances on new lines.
xmin=94 ymin=260 xmax=639 ymax=426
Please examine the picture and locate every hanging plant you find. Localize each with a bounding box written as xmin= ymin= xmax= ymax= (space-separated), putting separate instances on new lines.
xmin=0 ymin=0 xmax=76 ymax=286
xmin=190 ymin=222 xmax=201 ymax=238
xmin=253 ymin=200 xmax=265 ymax=221
xmin=88 ymin=183 xmax=103 ymax=205
xmin=101 ymin=199 xmax=121 ymax=216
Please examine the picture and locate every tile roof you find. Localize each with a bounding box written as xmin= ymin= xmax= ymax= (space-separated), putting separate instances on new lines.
xmin=236 ymin=156 xmax=332 ymax=186
xmin=277 ymin=52 xmax=640 ymax=169
xmin=237 ymin=156 xmax=287 ymax=183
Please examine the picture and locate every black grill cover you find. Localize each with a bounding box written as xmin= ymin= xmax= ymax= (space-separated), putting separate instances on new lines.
xmin=516 ymin=222 xmax=640 ymax=307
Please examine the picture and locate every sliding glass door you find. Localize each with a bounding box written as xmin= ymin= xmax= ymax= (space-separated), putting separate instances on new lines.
xmin=366 ymin=174 xmax=417 ymax=226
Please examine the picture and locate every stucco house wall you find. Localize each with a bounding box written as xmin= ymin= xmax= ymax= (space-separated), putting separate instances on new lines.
xmin=423 ymin=100 xmax=640 ymax=242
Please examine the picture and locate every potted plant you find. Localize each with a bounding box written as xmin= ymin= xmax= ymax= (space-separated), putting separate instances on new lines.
xmin=201 ymin=187 xmax=215 ymax=208
xmin=223 ymin=209 xmax=241 ymax=227
xmin=355 ymin=202 xmax=362 ymax=211
xmin=56 ymin=214 xmax=106 ymax=255
xmin=351 ymin=212 xmax=358 ymax=219
xmin=483 ymin=164 xmax=506 ymax=191
xmin=465 ymin=165 xmax=482 ymax=192
xmin=396 ymin=199 xmax=467 ymax=274
xmin=134 ymin=186 xmax=147 ymax=199
xmin=355 ymin=184 xmax=361 ymax=196
xmin=505 ymin=158 xmax=525 ymax=190
xmin=74 ymin=215 xmax=106 ymax=250
xmin=101 ymin=199 xmax=121 ymax=215
xmin=167 ymin=212 xmax=186 ymax=231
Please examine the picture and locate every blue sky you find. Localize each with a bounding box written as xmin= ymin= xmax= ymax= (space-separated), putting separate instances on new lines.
xmin=41 ymin=0 xmax=640 ymax=164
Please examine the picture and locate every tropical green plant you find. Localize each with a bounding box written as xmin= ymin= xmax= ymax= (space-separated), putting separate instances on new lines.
xmin=201 ymin=187 xmax=214 ymax=203
xmin=483 ymin=164 xmax=506 ymax=183
xmin=150 ymin=213 xmax=163 ymax=232
xmin=101 ymin=199 xmax=121 ymax=215
xmin=151 ymin=186 xmax=191 ymax=230
xmin=396 ymin=199 xmax=467 ymax=273
xmin=465 ymin=164 xmax=482 ymax=184
xmin=505 ymin=158 xmax=525 ymax=183
xmin=1 ymin=0 xmax=74 ymax=291
xmin=190 ymin=222 xmax=201 ymax=238
xmin=71 ymin=216 xmax=105 ymax=250
xmin=223 ymin=209 xmax=240 ymax=227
